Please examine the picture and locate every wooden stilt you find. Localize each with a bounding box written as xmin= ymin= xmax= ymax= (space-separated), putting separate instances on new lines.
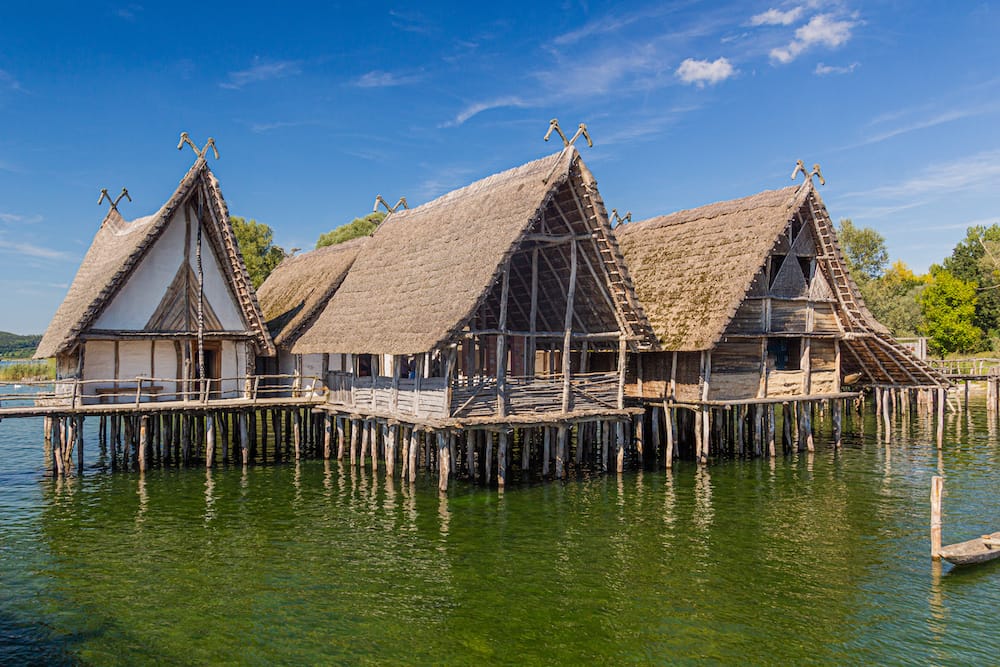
xmin=767 ymin=404 xmax=776 ymax=457
xmin=239 ymin=412 xmax=249 ymax=466
xmin=936 ymin=387 xmax=945 ymax=448
xmin=522 ymin=428 xmax=531 ymax=472
xmin=634 ymin=415 xmax=644 ymax=467
xmin=664 ymin=405 xmax=674 ymax=467
xmin=466 ymin=430 xmax=476 ymax=480
xmin=138 ymin=415 xmax=148 ymax=473
xmin=651 ymin=407 xmax=661 ymax=464
xmin=408 ymin=428 xmax=419 ymax=483
xmin=360 ymin=419 xmax=370 ymax=466
xmin=832 ymin=399 xmax=842 ymax=449
xmin=543 ymin=427 xmax=551 ymax=476
xmin=386 ymin=424 xmax=398 ymax=479
xmin=292 ymin=409 xmax=302 ymax=460
xmin=485 ymin=432 xmax=494 ymax=484
xmin=205 ymin=413 xmax=215 ymax=468
xmin=498 ymin=430 xmax=509 ymax=487
xmin=437 ymin=431 xmax=450 ymax=492
xmin=614 ymin=421 xmax=624 ymax=473
xmin=931 ymin=475 xmax=943 ymax=560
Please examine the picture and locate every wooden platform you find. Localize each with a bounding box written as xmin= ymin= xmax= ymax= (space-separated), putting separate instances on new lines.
xmin=0 ymin=395 xmax=324 ymax=419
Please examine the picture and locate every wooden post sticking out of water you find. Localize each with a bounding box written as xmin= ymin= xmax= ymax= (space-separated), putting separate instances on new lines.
xmin=543 ymin=427 xmax=552 ymax=476
xmin=323 ymin=414 xmax=332 ymax=460
xmin=831 ymin=399 xmax=842 ymax=449
xmin=408 ymin=428 xmax=419 ymax=484
xmin=498 ymin=430 xmax=508 ymax=487
xmin=437 ymin=431 xmax=450 ymax=492
xmin=931 ymin=475 xmax=943 ymax=560
xmin=205 ymin=414 xmax=215 ymax=468
xmin=664 ymin=404 xmax=674 ymax=467
xmin=767 ymin=404 xmax=776 ymax=457
xmin=239 ymin=412 xmax=249 ymax=466
xmin=936 ymin=388 xmax=945 ymax=449
xmin=138 ymin=415 xmax=148 ymax=473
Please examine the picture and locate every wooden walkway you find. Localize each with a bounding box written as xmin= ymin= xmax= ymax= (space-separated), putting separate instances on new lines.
xmin=0 ymin=395 xmax=323 ymax=419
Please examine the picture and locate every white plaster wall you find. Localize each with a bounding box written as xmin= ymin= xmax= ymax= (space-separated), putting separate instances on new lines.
xmin=94 ymin=210 xmax=186 ymax=329
xmin=93 ymin=205 xmax=245 ymax=331
xmin=302 ymin=354 xmax=325 ymax=386
xmin=152 ymin=340 xmax=178 ymax=398
xmin=118 ymin=341 xmax=151 ymax=379
xmin=83 ymin=341 xmax=115 ymax=381
xmin=219 ymin=340 xmax=241 ymax=398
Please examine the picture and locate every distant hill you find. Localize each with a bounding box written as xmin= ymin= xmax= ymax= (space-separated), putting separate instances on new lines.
xmin=0 ymin=331 xmax=42 ymax=359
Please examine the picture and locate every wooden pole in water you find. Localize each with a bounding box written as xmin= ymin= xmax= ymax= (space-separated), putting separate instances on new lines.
xmin=485 ymin=432 xmax=494 ymax=484
xmin=614 ymin=421 xmax=624 ymax=473
xmin=323 ymin=414 xmax=332 ymax=460
xmin=936 ymin=388 xmax=945 ymax=449
xmin=408 ymin=428 xmax=419 ymax=484
xmin=542 ymin=427 xmax=551 ymax=476
xmin=292 ymin=409 xmax=302 ymax=460
xmin=651 ymin=407 xmax=661 ymax=463
xmin=336 ymin=417 xmax=345 ymax=460
xmin=138 ymin=415 xmax=148 ymax=473
xmin=498 ymin=430 xmax=508 ymax=487
xmin=350 ymin=418 xmax=359 ymax=466
xmin=360 ymin=419 xmax=370 ymax=466
xmin=930 ymin=475 xmax=943 ymax=560
xmin=832 ymin=399 xmax=842 ymax=449
xmin=386 ymin=424 xmax=398 ymax=479
xmin=239 ymin=412 xmax=249 ymax=466
xmin=767 ymin=404 xmax=776 ymax=457
xmin=76 ymin=416 xmax=84 ymax=474
xmin=205 ymin=413 xmax=215 ymax=468
xmin=663 ymin=404 xmax=674 ymax=467
xmin=437 ymin=431 xmax=450 ymax=492
xmin=634 ymin=415 xmax=644 ymax=466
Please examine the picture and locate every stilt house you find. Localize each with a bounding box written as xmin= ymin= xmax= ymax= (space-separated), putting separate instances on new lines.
xmin=614 ymin=179 xmax=945 ymax=407
xmin=255 ymin=237 xmax=368 ymax=393
xmin=35 ymin=156 xmax=275 ymax=404
xmin=292 ymin=147 xmax=653 ymax=425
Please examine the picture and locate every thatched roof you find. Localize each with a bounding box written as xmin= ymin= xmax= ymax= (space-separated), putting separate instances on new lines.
xmin=294 ymin=148 xmax=652 ymax=356
xmin=257 ymin=236 xmax=368 ymax=349
xmin=616 ymin=182 xmax=946 ymax=387
xmin=616 ymin=185 xmax=809 ymax=351
xmin=36 ymin=158 xmax=274 ymax=358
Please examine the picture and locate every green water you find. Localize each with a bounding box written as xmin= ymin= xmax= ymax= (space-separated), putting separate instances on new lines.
xmin=2 ymin=402 xmax=1000 ymax=665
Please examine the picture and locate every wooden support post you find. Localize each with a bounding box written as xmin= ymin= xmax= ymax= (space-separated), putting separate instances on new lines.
xmin=562 ymin=241 xmax=578 ymax=413
xmin=936 ymin=387 xmax=945 ymax=448
xmin=371 ymin=421 xmax=379 ymax=473
xmin=137 ymin=415 xmax=148 ymax=473
xmin=797 ymin=402 xmax=812 ymax=452
xmin=557 ymin=425 xmax=568 ymax=478
xmin=882 ymin=387 xmax=892 ymax=444
xmin=700 ymin=407 xmax=710 ymax=464
xmin=832 ymin=399 xmax=842 ymax=449
xmin=931 ymin=475 xmax=943 ymax=560
xmin=767 ymin=404 xmax=776 ymax=457
xmin=386 ymin=424 xmax=398 ymax=479
xmin=361 ymin=419 xmax=370 ymax=466
xmin=205 ymin=413 xmax=215 ymax=468
xmin=181 ymin=415 xmax=191 ymax=465
xmin=651 ymin=407 xmax=661 ymax=463
xmin=350 ymin=419 xmax=359 ymax=465
xmin=615 ymin=421 xmax=625 ymax=473
xmin=497 ymin=262 xmax=510 ymax=417
xmin=498 ymin=430 xmax=508 ymax=487
xmin=522 ymin=428 xmax=531 ymax=471
xmin=336 ymin=417 xmax=346 ymax=460
xmin=408 ymin=428 xmax=419 ymax=483
xmin=485 ymin=432 xmax=494 ymax=484
xmin=51 ymin=418 xmax=63 ymax=476
xmin=239 ymin=412 xmax=249 ymax=466
xmin=467 ymin=430 xmax=476 ymax=480
xmin=634 ymin=414 xmax=644 ymax=466
xmin=754 ymin=405 xmax=764 ymax=458
xmin=437 ymin=432 xmax=450 ymax=492
xmin=663 ymin=404 xmax=674 ymax=467
xmin=292 ymin=409 xmax=302 ymax=460
xmin=323 ymin=414 xmax=332 ymax=460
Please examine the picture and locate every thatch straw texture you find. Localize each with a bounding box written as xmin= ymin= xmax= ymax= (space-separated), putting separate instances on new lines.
xmin=294 ymin=150 xmax=578 ymax=355
xmin=616 ymin=186 xmax=808 ymax=351
xmin=36 ymin=159 xmax=274 ymax=358
xmin=257 ymin=236 xmax=368 ymax=348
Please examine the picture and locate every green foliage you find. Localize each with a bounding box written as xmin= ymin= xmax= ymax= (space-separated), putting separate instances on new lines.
xmin=919 ymin=268 xmax=982 ymax=356
xmin=232 ymin=216 xmax=286 ymax=289
xmin=861 ymin=260 xmax=926 ymax=337
xmin=316 ymin=212 xmax=385 ymax=249
xmin=938 ymin=224 xmax=1000 ymax=346
xmin=837 ymin=218 xmax=889 ymax=283
xmin=0 ymin=331 xmax=42 ymax=359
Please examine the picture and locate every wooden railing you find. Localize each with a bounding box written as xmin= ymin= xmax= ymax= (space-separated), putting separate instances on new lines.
xmin=452 ymin=372 xmax=620 ymax=418
xmin=927 ymin=358 xmax=1000 ymax=378
xmin=0 ymin=374 xmax=322 ymax=410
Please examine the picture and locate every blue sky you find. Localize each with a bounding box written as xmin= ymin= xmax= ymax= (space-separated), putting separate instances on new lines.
xmin=0 ymin=1 xmax=998 ymax=333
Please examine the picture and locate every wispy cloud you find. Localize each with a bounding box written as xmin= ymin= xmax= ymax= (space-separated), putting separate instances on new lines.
xmin=815 ymin=61 xmax=858 ymax=75
xmin=554 ymin=8 xmax=656 ymax=46
xmin=750 ymin=7 xmax=804 ymax=26
xmin=0 ymin=212 xmax=42 ymax=224
xmin=220 ymin=59 xmax=301 ymax=90
xmin=440 ymin=97 xmax=530 ymax=128
xmin=770 ymin=13 xmax=855 ymax=64
xmin=676 ymin=57 xmax=736 ymax=87
xmin=846 ymin=103 xmax=1000 ymax=148
xmin=246 ymin=120 xmax=310 ymax=134
xmin=0 ymin=236 xmax=74 ymax=261
xmin=389 ymin=9 xmax=437 ymax=35
xmin=846 ymin=149 xmax=1000 ymax=202
xmin=353 ymin=70 xmax=423 ymax=88
xmin=0 ymin=68 xmax=21 ymax=92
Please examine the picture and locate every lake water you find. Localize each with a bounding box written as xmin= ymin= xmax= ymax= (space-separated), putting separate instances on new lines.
xmin=1 ymin=396 xmax=999 ymax=664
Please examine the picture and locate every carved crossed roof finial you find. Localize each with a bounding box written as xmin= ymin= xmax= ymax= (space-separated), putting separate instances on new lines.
xmin=373 ymin=195 xmax=409 ymax=214
xmin=610 ymin=208 xmax=631 ymax=226
xmin=791 ymin=159 xmax=825 ymax=186
xmin=177 ymin=132 xmax=220 ymax=160
xmin=544 ymin=118 xmax=594 ymax=148
xmin=98 ymin=187 xmax=131 ymax=212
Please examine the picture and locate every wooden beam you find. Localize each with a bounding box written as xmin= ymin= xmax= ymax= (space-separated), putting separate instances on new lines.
xmin=529 ymin=247 xmax=538 ymax=378
xmin=497 ymin=262 xmax=510 ymax=417
xmin=562 ymin=241 xmax=578 ymax=412
xmin=521 ymin=233 xmax=593 ymax=243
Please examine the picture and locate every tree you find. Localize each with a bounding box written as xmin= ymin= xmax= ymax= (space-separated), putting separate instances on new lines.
xmin=837 ymin=219 xmax=889 ymax=283
xmin=231 ymin=216 xmax=286 ymax=288
xmin=861 ymin=260 xmax=926 ymax=337
xmin=316 ymin=212 xmax=385 ymax=249
xmin=941 ymin=223 xmax=1000 ymax=343
xmin=919 ymin=268 xmax=981 ymax=356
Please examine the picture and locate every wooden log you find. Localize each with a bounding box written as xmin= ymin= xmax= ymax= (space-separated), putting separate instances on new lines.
xmin=754 ymin=405 xmax=764 ymax=458
xmin=138 ymin=415 xmax=148 ymax=473
xmin=651 ymin=407 xmax=661 ymax=463
xmin=615 ymin=421 xmax=625 ymax=473
xmin=350 ymin=419 xmax=359 ymax=465
xmin=437 ymin=431 xmax=450 ymax=492
xmin=386 ymin=424 xmax=398 ymax=479
xmin=882 ymin=387 xmax=892 ymax=444
xmin=408 ymin=428 xmax=419 ymax=484
xmin=205 ymin=413 xmax=215 ymax=468
xmin=767 ymin=404 xmax=776 ymax=457
xmin=75 ymin=416 xmax=84 ymax=474
xmin=782 ymin=402 xmax=793 ymax=454
xmin=51 ymin=418 xmax=63 ymax=476
xmin=361 ymin=419 xmax=370 ymax=466
xmin=239 ymin=412 xmax=249 ymax=466
xmin=561 ymin=241 xmax=578 ymax=413
xmin=931 ymin=475 xmax=943 ymax=560
xmin=664 ymin=404 xmax=674 ymax=467
xmin=555 ymin=425 xmax=568 ymax=478
xmin=937 ymin=388 xmax=945 ymax=448
xmin=700 ymin=407 xmax=710 ymax=464
xmin=371 ymin=420 xmax=379 ymax=473
xmin=634 ymin=414 xmax=644 ymax=466
xmin=336 ymin=417 xmax=345 ymax=460
xmin=292 ymin=409 xmax=302 ymax=460
xmin=522 ymin=428 xmax=531 ymax=471
xmin=466 ymin=429 xmax=475 ymax=480
xmin=498 ymin=430 xmax=509 ymax=487
xmin=832 ymin=399 xmax=842 ymax=449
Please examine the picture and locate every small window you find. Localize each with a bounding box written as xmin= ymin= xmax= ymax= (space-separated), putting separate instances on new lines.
xmin=767 ymin=338 xmax=801 ymax=371
xmin=357 ymin=354 xmax=372 ymax=377
xmin=798 ymin=257 xmax=814 ymax=283
xmin=769 ymin=255 xmax=786 ymax=288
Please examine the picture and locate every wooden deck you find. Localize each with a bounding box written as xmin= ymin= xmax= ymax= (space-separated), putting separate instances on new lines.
xmin=0 ymin=395 xmax=324 ymax=419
